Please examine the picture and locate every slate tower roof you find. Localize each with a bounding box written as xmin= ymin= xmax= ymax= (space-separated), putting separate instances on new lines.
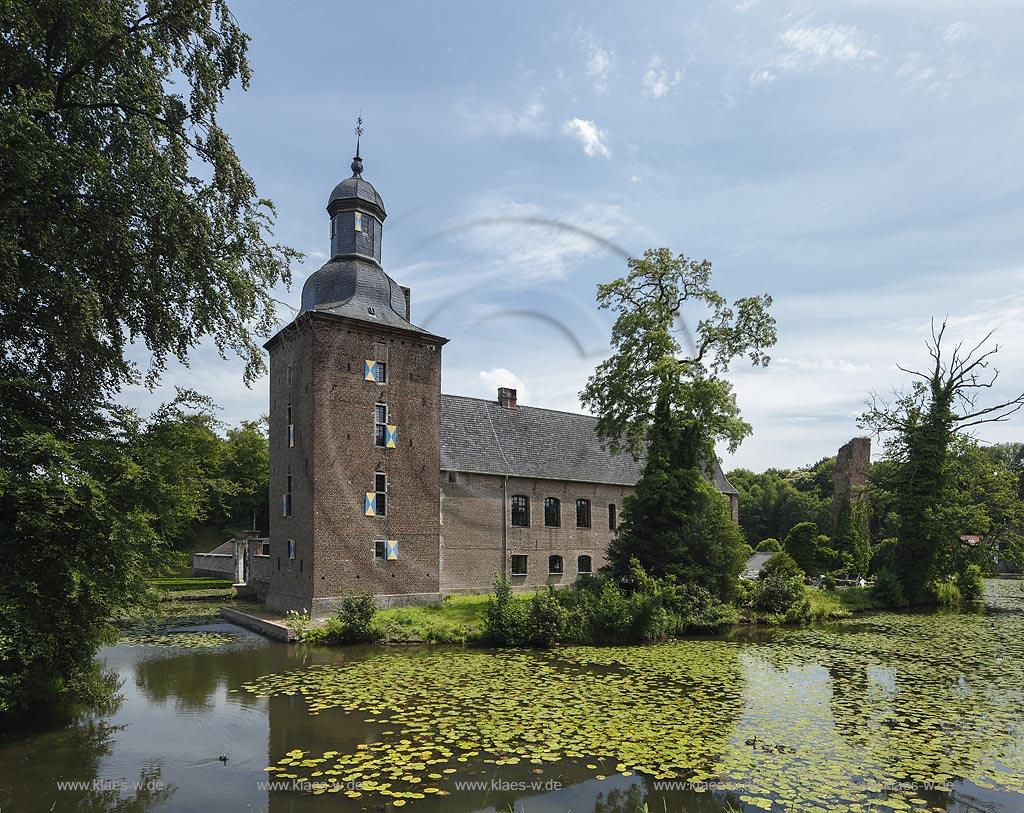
xmin=297 ymin=145 xmax=439 ymax=339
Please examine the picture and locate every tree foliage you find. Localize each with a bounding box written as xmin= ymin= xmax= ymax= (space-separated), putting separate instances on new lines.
xmin=581 ymin=247 xmax=775 ymax=462
xmin=607 ymin=405 xmax=748 ymax=602
xmin=582 ymin=248 xmax=774 ymax=597
xmin=0 ymin=0 xmax=291 ymax=720
xmin=0 ymin=0 xmax=298 ymax=430
xmin=860 ymin=321 xmax=1024 ymax=602
xmin=728 ymin=464 xmax=831 ymax=543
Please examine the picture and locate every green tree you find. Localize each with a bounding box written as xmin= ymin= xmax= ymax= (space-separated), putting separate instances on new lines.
xmin=608 ymin=405 xmax=748 ymax=601
xmin=784 ymin=522 xmax=837 ymax=575
xmin=581 ymin=248 xmax=775 ymax=596
xmin=218 ymin=417 xmax=270 ymax=534
xmin=832 ymin=497 xmax=872 ymax=577
xmin=860 ymin=321 xmax=1024 ymax=602
xmin=728 ymin=467 xmax=829 ymax=542
xmin=581 ymin=247 xmax=775 ymax=463
xmin=0 ymin=1 xmax=295 ymax=720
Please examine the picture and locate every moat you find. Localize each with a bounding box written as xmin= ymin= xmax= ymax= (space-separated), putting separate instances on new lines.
xmin=2 ymin=580 xmax=1022 ymax=813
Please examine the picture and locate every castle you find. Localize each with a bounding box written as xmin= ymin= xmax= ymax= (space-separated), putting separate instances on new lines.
xmin=259 ymin=150 xmax=740 ymax=615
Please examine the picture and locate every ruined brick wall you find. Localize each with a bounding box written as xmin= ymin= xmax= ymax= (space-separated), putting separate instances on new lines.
xmin=265 ymin=321 xmax=316 ymax=612
xmin=831 ymin=436 xmax=871 ymax=522
xmin=440 ymin=472 xmax=631 ymax=593
xmin=308 ymin=315 xmax=443 ymax=616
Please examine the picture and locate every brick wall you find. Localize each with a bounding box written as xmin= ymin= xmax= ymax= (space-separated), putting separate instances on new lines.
xmin=265 ymin=320 xmax=316 ymax=612
xmin=308 ymin=314 xmax=443 ymax=615
xmin=440 ymin=471 xmax=631 ymax=593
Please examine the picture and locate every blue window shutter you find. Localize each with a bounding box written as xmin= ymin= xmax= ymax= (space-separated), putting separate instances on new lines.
xmin=365 ymin=493 xmax=376 ymax=516
xmin=364 ymin=360 xmax=375 ymax=381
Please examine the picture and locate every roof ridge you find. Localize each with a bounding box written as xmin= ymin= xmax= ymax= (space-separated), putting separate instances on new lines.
xmin=439 ymin=392 xmax=600 ymax=422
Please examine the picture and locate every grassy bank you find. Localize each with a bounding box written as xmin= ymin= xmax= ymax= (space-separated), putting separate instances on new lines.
xmin=372 ymin=593 xmax=528 ymax=644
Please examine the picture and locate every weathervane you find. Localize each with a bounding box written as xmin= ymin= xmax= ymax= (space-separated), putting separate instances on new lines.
xmin=352 ymin=113 xmax=364 ymax=175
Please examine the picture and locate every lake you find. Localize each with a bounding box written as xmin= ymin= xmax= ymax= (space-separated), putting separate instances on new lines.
xmin=2 ymin=580 xmax=1022 ymax=813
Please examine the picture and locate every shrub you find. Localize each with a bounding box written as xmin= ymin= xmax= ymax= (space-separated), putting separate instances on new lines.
xmin=755 ymin=538 xmax=782 ymax=552
xmin=927 ymin=579 xmax=962 ymax=607
xmin=956 ymin=564 xmax=985 ymax=603
xmin=321 ymin=593 xmax=382 ymax=645
xmin=483 ymin=576 xmax=529 ymax=646
xmin=528 ymin=589 xmax=567 ymax=647
xmin=870 ymin=568 xmax=907 ymax=608
xmin=591 ymin=580 xmax=632 ymax=644
xmin=753 ymin=552 xmax=804 ymax=614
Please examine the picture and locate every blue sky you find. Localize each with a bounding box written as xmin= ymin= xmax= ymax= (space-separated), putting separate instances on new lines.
xmin=124 ymin=0 xmax=1024 ymax=471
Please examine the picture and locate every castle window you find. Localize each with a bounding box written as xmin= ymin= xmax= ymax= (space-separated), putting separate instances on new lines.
xmin=375 ymin=361 xmax=387 ymax=383
xmin=375 ymin=404 xmax=388 ymax=447
xmin=576 ymin=499 xmax=591 ymax=528
xmin=375 ymin=472 xmax=387 ymax=516
xmin=354 ymin=211 xmax=363 ymax=232
xmin=283 ymin=472 xmax=292 ymax=517
xmin=548 ymin=555 xmax=564 ymax=575
xmin=608 ymin=503 xmax=617 ymax=531
xmin=578 ymin=555 xmax=592 ymax=574
xmin=544 ymin=497 xmax=560 ymax=527
xmin=511 ymin=555 xmax=528 ymax=576
xmin=287 ymin=405 xmax=294 ymax=448
xmin=511 ymin=495 xmax=529 ymax=527
xmin=373 ymin=539 xmax=386 ymax=560
xmin=287 ymin=539 xmax=296 ymax=560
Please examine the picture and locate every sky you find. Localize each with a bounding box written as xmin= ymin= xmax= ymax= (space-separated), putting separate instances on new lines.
xmin=122 ymin=0 xmax=1024 ymax=472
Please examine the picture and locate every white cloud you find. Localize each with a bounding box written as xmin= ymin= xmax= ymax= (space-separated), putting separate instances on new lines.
xmin=452 ymin=196 xmax=629 ymax=282
xmin=642 ymin=54 xmax=683 ymax=98
xmin=777 ymin=24 xmax=878 ymax=68
xmin=749 ymin=69 xmax=777 ymax=86
xmin=478 ymin=368 xmax=530 ymax=403
xmin=630 ymin=175 xmax=643 ymax=183
xmin=455 ymin=99 xmax=545 ymax=137
xmin=942 ymin=21 xmax=981 ymax=43
xmin=574 ymin=29 xmax=615 ymax=94
xmin=564 ymin=118 xmax=611 ymax=158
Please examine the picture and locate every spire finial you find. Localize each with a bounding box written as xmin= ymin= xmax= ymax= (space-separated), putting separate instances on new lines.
xmin=351 ymin=113 xmax=364 ymax=176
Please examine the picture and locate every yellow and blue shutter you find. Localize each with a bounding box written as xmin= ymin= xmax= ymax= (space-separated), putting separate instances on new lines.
xmin=385 ymin=540 xmax=398 ymax=560
xmin=385 ymin=425 xmax=397 ymax=448
xmin=364 ymin=360 xmax=376 ymax=381
xmin=364 ymin=493 xmax=376 ymax=516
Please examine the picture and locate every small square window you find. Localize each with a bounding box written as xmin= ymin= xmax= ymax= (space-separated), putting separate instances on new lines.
xmin=578 ymin=555 xmax=592 ymax=574
xmin=511 ymin=555 xmax=528 ymax=577
xmin=373 ymin=539 xmax=386 ymax=560
xmin=548 ymin=555 xmax=564 ymax=575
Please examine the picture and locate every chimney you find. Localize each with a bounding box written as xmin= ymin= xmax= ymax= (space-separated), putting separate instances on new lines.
xmin=399 ymin=286 xmax=411 ymax=320
xmin=497 ymin=387 xmax=517 ymax=409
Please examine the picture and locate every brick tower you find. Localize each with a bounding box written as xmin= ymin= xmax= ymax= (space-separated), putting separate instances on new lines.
xmin=264 ymin=143 xmax=448 ymax=614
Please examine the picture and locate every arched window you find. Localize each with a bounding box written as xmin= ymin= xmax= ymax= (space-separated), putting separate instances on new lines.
xmin=544 ymin=497 xmax=561 ymax=527
xmin=578 ymin=555 xmax=592 ymax=574
xmin=576 ymin=499 xmax=591 ymax=528
xmin=548 ymin=555 xmax=564 ymax=575
xmin=511 ymin=495 xmax=530 ymax=527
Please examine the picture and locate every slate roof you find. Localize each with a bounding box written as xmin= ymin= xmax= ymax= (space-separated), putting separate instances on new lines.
xmin=741 ymin=551 xmax=777 ymax=579
xmin=298 ymin=257 xmax=440 ymax=339
xmin=328 ymin=173 xmax=386 ymax=218
xmin=439 ymin=394 xmax=739 ymax=495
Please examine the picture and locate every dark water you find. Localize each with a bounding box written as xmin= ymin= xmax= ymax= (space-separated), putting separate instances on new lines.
xmin=2 ymin=583 xmax=1023 ymax=813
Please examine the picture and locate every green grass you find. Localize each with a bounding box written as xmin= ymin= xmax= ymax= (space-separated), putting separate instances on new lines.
xmin=371 ymin=593 xmax=530 ymax=644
